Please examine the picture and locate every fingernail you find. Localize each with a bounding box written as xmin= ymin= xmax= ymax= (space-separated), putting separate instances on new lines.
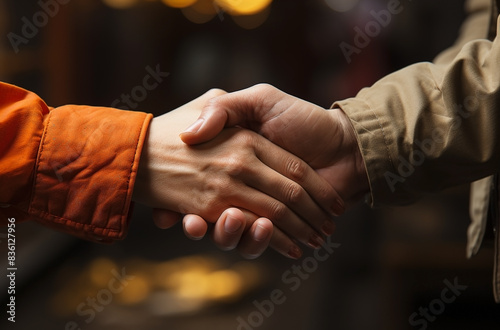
xmin=321 ymin=221 xmax=336 ymax=236
xmin=184 ymin=218 xmax=205 ymax=240
xmin=308 ymin=233 xmax=324 ymax=249
xmin=288 ymin=245 xmax=302 ymax=259
xmin=331 ymin=198 xmax=345 ymax=216
xmin=183 ymin=118 xmax=204 ymax=134
xmin=254 ymin=225 xmax=269 ymax=241
xmin=224 ymin=215 xmax=242 ymax=234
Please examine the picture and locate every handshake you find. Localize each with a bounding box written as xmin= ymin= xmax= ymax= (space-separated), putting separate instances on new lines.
xmin=132 ymin=84 xmax=369 ymax=259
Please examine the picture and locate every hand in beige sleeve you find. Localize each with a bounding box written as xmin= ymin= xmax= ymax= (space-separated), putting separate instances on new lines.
xmin=177 ymin=84 xmax=369 ymax=254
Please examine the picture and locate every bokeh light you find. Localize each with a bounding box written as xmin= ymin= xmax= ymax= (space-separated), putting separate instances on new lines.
xmin=102 ymin=0 xmax=140 ymax=9
xmin=118 ymin=275 xmax=151 ymax=304
xmin=215 ymin=0 xmax=272 ymax=16
xmin=162 ymin=0 xmax=198 ymax=8
xmin=89 ymin=258 xmax=117 ymax=287
xmin=190 ymin=0 xmax=219 ymax=15
xmin=182 ymin=0 xmax=217 ymax=24
xmin=206 ymin=270 xmax=243 ymax=300
xmin=232 ymin=6 xmax=270 ymax=30
xmin=50 ymin=256 xmax=264 ymax=319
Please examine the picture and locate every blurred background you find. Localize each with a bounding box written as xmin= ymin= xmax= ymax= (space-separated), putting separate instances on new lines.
xmin=0 ymin=0 xmax=499 ymax=329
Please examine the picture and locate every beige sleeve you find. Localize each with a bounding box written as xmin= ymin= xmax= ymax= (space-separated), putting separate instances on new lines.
xmin=334 ymin=0 xmax=500 ymax=206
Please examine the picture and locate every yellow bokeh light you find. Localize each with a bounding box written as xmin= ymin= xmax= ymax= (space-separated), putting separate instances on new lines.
xmin=89 ymin=258 xmax=117 ymax=287
xmin=118 ymin=275 xmax=151 ymax=304
xmin=207 ymin=270 xmax=243 ymax=300
xmin=162 ymin=0 xmax=198 ymax=8
xmin=215 ymin=0 xmax=272 ymax=15
xmin=232 ymin=6 xmax=270 ymax=30
xmin=102 ymin=0 xmax=139 ymax=9
xmin=190 ymin=0 xmax=218 ymax=15
xmin=175 ymin=270 xmax=212 ymax=300
xmin=182 ymin=7 xmax=216 ymax=24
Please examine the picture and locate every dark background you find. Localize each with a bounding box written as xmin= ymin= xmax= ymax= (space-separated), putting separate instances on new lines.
xmin=1 ymin=0 xmax=499 ymax=329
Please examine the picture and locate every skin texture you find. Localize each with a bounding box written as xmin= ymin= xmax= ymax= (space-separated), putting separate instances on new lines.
xmin=177 ymin=84 xmax=369 ymax=257
xmin=132 ymin=89 xmax=341 ymax=259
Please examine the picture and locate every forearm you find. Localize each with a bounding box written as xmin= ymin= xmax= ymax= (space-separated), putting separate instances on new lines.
xmin=335 ymin=10 xmax=500 ymax=206
xmin=0 ymin=82 xmax=152 ymax=241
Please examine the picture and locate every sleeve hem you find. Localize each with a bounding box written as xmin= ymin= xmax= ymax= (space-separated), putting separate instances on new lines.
xmin=29 ymin=105 xmax=153 ymax=243
xmin=332 ymin=97 xmax=399 ymax=207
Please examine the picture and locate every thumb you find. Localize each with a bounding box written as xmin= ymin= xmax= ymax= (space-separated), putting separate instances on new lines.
xmin=179 ymin=84 xmax=281 ymax=145
xmin=179 ymin=103 xmax=229 ymax=145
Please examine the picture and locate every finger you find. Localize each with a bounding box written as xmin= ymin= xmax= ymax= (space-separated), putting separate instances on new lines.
xmin=210 ymin=208 xmax=246 ymax=250
xmin=246 ymin=157 xmax=336 ymax=235
xmin=256 ymin=136 xmax=345 ymax=219
xmin=180 ymin=84 xmax=283 ymax=145
xmin=194 ymin=207 xmax=304 ymax=259
xmin=183 ymin=214 xmax=209 ymax=240
xmin=230 ymin=180 xmax=326 ymax=250
xmin=256 ymin=135 xmax=344 ymax=217
xmin=235 ymin=213 xmax=304 ymax=260
xmin=152 ymin=208 xmax=182 ymax=229
xmin=181 ymin=87 xmax=345 ymax=217
xmin=239 ymin=136 xmax=340 ymax=234
xmin=269 ymin=227 xmax=303 ymax=260
xmin=236 ymin=217 xmax=303 ymax=260
xmin=237 ymin=218 xmax=273 ymax=259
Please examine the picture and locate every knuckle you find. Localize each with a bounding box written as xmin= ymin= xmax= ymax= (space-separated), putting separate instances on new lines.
xmin=197 ymin=178 xmax=230 ymax=213
xmin=254 ymin=83 xmax=275 ymax=93
xmin=210 ymin=175 xmax=232 ymax=196
xmin=253 ymin=83 xmax=281 ymax=101
xmin=317 ymin=183 xmax=336 ymax=202
xmin=234 ymin=129 xmax=256 ymax=146
xmin=195 ymin=194 xmax=217 ymax=217
xmin=286 ymin=158 xmax=307 ymax=182
xmin=224 ymin=154 xmax=248 ymax=177
xmin=267 ymin=201 xmax=287 ymax=221
xmin=205 ymin=96 xmax=220 ymax=109
xmin=205 ymin=88 xmax=227 ymax=98
xmin=285 ymin=182 xmax=305 ymax=204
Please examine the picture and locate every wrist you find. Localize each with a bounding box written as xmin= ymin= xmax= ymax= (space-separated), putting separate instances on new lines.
xmin=132 ymin=124 xmax=151 ymax=205
xmin=331 ymin=108 xmax=370 ymax=203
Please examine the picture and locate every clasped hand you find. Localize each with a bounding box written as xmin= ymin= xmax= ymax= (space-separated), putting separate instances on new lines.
xmin=133 ymin=86 xmax=369 ymax=259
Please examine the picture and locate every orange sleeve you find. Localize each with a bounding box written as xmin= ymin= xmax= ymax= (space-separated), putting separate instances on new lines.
xmin=0 ymin=82 xmax=152 ymax=242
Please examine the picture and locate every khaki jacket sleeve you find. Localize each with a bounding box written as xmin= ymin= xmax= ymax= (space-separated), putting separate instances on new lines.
xmin=0 ymin=82 xmax=152 ymax=242
xmin=334 ymin=0 xmax=500 ymax=206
